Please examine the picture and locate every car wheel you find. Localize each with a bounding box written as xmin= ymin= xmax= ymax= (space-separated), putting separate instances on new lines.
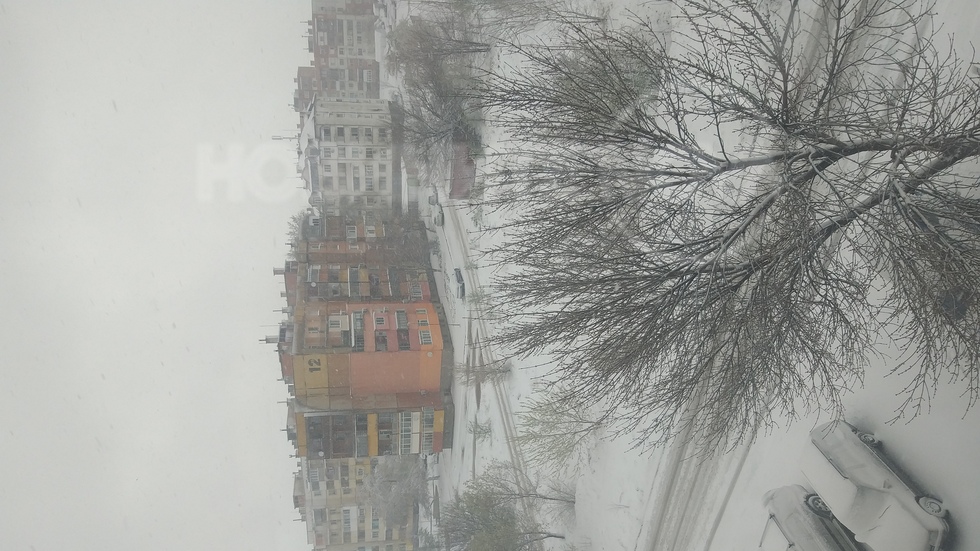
xmin=805 ymin=494 xmax=834 ymax=518
xmin=856 ymin=431 xmax=881 ymax=448
xmin=917 ymin=496 xmax=947 ymax=518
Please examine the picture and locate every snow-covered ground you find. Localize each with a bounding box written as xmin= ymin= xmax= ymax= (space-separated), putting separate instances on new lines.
xmin=426 ymin=168 xmax=980 ymax=551
xmin=387 ymin=0 xmax=980 ymax=549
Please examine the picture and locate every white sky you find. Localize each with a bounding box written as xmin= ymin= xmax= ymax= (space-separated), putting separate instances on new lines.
xmin=0 ymin=2 xmax=314 ymax=549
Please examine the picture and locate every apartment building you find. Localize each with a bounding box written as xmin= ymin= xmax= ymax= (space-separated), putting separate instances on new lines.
xmin=298 ymin=97 xmax=400 ymax=215
xmin=294 ymin=457 xmax=415 ymax=551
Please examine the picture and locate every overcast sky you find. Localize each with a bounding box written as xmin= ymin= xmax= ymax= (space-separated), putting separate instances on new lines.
xmin=1 ymin=2 xmax=314 ymax=549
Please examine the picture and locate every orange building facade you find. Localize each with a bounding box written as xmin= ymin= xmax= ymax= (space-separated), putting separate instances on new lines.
xmin=273 ymin=213 xmax=449 ymax=459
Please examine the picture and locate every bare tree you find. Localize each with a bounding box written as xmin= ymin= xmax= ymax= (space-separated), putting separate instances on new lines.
xmin=417 ymin=527 xmax=443 ymax=551
xmin=442 ymin=486 xmax=565 ymax=551
xmin=467 ymin=417 xmax=493 ymax=442
xmin=471 ymin=0 xmax=980 ymax=450
xmin=361 ymin=456 xmax=429 ymax=525
xmin=388 ymin=15 xmax=485 ymax=181
xmin=514 ymin=384 xmax=606 ymax=471
xmin=468 ymin=460 xmax=576 ymax=507
xmin=286 ymin=209 xmax=307 ymax=244
xmin=457 ymin=358 xmax=511 ymax=385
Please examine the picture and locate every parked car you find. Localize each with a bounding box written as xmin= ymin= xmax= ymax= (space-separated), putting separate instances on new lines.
xmin=800 ymin=421 xmax=950 ymax=551
xmin=760 ymin=484 xmax=862 ymax=551
xmin=433 ymin=204 xmax=444 ymax=226
xmin=454 ymin=268 xmax=465 ymax=299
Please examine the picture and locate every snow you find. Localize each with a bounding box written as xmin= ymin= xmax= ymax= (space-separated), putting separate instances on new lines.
xmin=381 ymin=0 xmax=980 ymax=549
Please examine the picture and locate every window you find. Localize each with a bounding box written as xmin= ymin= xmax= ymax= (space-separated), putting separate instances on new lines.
xmin=417 ymin=319 xmax=429 ymax=327
xmin=323 ymin=147 xmax=333 ymax=158
xmin=419 ymin=330 xmax=432 ymax=345
xmin=347 ymin=225 xmax=357 ymax=239
xmin=380 ymin=148 xmax=388 ymax=159
xmin=366 ymin=148 xmax=374 ymax=159
xmin=320 ymin=127 xmax=331 ymax=140
xmin=416 ymin=308 xmax=427 ymax=316
xmin=365 ymin=177 xmax=374 ymax=191
xmin=365 ymin=226 xmax=376 ymax=238
xmin=378 ymin=128 xmax=388 ymax=141
xmin=336 ymin=127 xmax=345 ymax=140
xmin=400 ymin=412 xmax=413 ymax=455
xmin=375 ymin=316 xmax=385 ymax=326
xmin=324 ymin=176 xmax=334 ymax=189
xmin=338 ymin=147 xmax=347 ymax=159
xmin=379 ymin=176 xmax=387 ymax=190
xmin=365 ymin=128 xmax=373 ymax=141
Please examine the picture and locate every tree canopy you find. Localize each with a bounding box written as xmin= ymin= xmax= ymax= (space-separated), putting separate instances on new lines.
xmin=471 ymin=0 xmax=980 ymax=449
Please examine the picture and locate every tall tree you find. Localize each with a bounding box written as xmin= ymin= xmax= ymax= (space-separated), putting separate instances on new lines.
xmin=442 ymin=487 xmax=565 ymax=551
xmin=360 ymin=456 xmax=429 ymax=525
xmin=467 ymin=460 xmax=576 ymax=507
xmin=474 ymin=0 xmax=980 ymax=449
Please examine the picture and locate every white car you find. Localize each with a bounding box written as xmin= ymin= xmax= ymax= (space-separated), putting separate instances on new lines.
xmin=800 ymin=421 xmax=950 ymax=551
xmin=761 ymin=484 xmax=861 ymax=551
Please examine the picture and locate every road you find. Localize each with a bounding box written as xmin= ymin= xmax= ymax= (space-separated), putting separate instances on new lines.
xmin=429 ymin=191 xmax=537 ymax=523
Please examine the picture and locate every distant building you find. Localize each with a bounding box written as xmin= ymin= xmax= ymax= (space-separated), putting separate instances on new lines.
xmin=293 ymin=0 xmax=381 ymax=113
xmin=269 ymin=217 xmax=451 ymax=460
xmin=294 ymin=457 xmax=415 ymax=550
xmin=298 ymin=97 xmax=400 ymax=215
xmin=294 ymin=66 xmax=320 ymax=114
